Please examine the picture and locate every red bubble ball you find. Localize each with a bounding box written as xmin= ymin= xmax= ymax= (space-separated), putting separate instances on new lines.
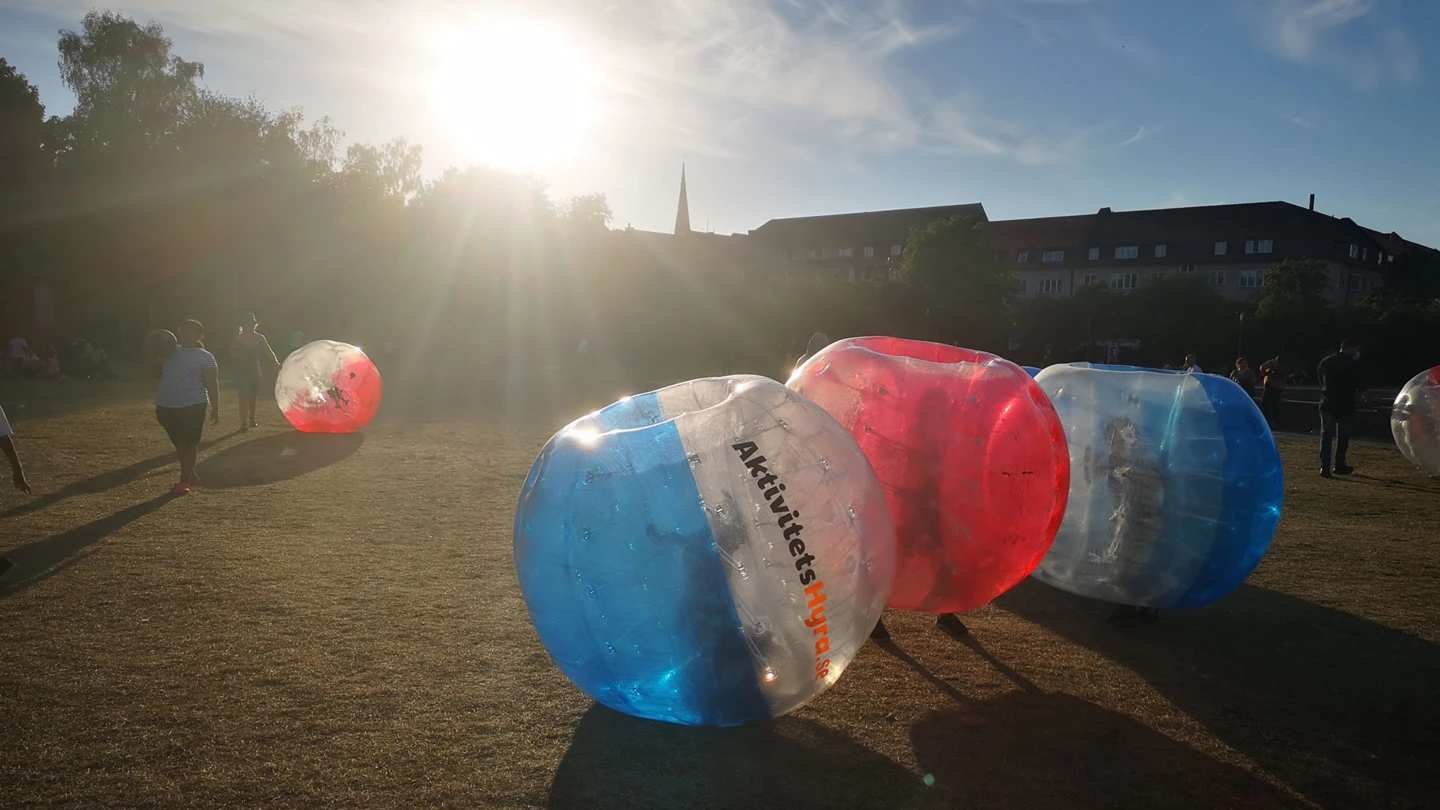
xmin=274 ymin=340 xmax=383 ymax=434
xmin=789 ymin=337 xmax=1069 ymax=614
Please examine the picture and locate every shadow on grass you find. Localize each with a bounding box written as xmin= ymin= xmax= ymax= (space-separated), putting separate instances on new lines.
xmin=0 ymin=434 xmax=231 ymax=520
xmin=995 ymin=579 xmax=1440 ymax=808
xmin=549 ymin=705 xmax=938 ymax=810
xmin=194 ymin=431 xmax=364 ymax=488
xmin=0 ymin=493 xmax=175 ymax=598
xmin=875 ymin=634 xmax=1301 ymax=808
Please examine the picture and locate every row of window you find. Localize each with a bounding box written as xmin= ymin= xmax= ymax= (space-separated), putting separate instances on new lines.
xmin=784 ymin=245 xmax=905 ymax=261
xmin=1021 ymin=240 xmax=1276 ymax=264
xmin=1032 ymin=267 xmax=1272 ymax=292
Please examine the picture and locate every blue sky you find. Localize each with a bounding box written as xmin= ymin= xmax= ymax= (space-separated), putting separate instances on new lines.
xmin=1 ymin=0 xmax=1436 ymax=242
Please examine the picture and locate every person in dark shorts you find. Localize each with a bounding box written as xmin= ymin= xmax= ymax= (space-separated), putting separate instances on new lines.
xmin=1317 ymin=338 xmax=1365 ymax=478
xmin=230 ymin=313 xmax=279 ymax=432
xmin=153 ymin=320 xmax=220 ymax=495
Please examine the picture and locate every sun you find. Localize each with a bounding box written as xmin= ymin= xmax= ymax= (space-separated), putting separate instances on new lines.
xmin=429 ymin=21 xmax=595 ymax=168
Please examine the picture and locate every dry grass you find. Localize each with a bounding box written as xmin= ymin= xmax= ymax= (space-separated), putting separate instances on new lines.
xmin=2 ymin=368 xmax=1438 ymax=809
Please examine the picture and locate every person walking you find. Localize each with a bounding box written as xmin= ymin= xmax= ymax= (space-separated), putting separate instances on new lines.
xmin=230 ymin=313 xmax=279 ymax=432
xmin=1258 ymin=356 xmax=1286 ymax=426
xmin=1230 ymin=358 xmax=1258 ymax=399
xmin=154 ymin=320 xmax=219 ymax=495
xmin=1317 ymin=339 xmax=1365 ymax=478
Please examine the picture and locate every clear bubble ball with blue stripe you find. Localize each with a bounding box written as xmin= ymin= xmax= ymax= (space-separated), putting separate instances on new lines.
xmin=1031 ymin=363 xmax=1284 ymax=609
xmin=514 ymin=376 xmax=896 ymax=726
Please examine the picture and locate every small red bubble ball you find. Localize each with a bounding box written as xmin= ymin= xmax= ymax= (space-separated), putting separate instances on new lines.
xmin=789 ymin=337 xmax=1069 ymax=614
xmin=275 ymin=340 xmax=383 ymax=434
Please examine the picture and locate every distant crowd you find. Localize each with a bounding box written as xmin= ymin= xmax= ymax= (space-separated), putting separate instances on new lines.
xmin=6 ymin=335 xmax=116 ymax=381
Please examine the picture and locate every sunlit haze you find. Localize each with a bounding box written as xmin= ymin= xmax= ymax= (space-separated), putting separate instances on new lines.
xmin=428 ymin=20 xmax=596 ymax=169
xmin=0 ymin=0 xmax=1436 ymax=238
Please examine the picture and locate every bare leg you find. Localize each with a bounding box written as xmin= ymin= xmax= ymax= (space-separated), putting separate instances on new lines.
xmin=178 ymin=443 xmax=199 ymax=486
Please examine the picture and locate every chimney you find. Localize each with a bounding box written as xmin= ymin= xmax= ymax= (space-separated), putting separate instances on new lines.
xmin=1308 ymin=194 xmax=1315 ymax=211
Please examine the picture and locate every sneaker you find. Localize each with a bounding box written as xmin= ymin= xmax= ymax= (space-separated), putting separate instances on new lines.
xmin=171 ymin=482 xmax=191 ymax=496
xmin=239 ymin=423 xmax=249 ymax=433
xmin=1319 ymin=469 xmax=1333 ymax=479
xmin=1334 ymin=464 xmax=1354 ymax=475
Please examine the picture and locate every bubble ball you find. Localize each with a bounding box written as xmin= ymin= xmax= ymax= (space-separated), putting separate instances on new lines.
xmin=1021 ymin=366 xmax=1043 ymax=378
xmin=1392 ymin=366 xmax=1440 ymax=475
xmin=788 ymin=337 xmax=1070 ymax=614
xmin=514 ymin=375 xmax=895 ymax=727
xmin=274 ymin=340 xmax=383 ymax=434
xmin=1032 ymin=363 xmax=1283 ymax=609
xmin=145 ymin=328 xmax=177 ymax=359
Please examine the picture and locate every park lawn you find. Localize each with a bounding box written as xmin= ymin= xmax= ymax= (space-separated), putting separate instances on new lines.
xmin=2 ymin=371 xmax=1438 ymax=810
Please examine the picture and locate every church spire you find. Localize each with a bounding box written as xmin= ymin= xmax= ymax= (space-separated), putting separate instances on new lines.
xmin=674 ymin=164 xmax=691 ymax=236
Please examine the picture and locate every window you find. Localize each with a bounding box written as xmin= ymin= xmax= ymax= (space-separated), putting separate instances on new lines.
xmin=1214 ymin=241 xmax=1228 ymax=255
xmin=1154 ymin=244 xmax=1167 ymax=258
xmin=1178 ymin=264 xmax=1196 ymax=273
xmin=1258 ymin=239 xmax=1273 ymax=254
xmin=1239 ymin=269 xmax=1267 ymax=288
xmin=1245 ymin=240 xmax=1255 ymax=254
xmin=1039 ymin=278 xmax=1064 ymax=293
xmin=1208 ymin=269 xmax=1226 ymax=286
xmin=1088 ymin=247 xmax=1100 ymax=260
xmin=838 ymin=247 xmax=853 ymax=258
xmin=1348 ymin=273 xmax=1370 ymax=292
xmin=1109 ymin=272 xmax=1138 ymax=290
xmin=1042 ymin=250 xmax=1065 ymax=262
xmin=1388 ymin=254 xmax=1395 ymax=262
xmin=1017 ymin=251 xmax=1030 ymax=264
xmin=1151 ymin=271 xmax=1166 ymax=282
xmin=1115 ymin=246 xmax=1139 ymax=259
xmin=863 ymin=246 xmax=874 ymax=257
xmin=1362 ymin=247 xmax=1369 ymax=261
xmin=1020 ymin=279 xmax=1029 ymax=293
xmin=1349 ymin=244 xmax=1359 ymax=259
xmin=1082 ymin=273 xmax=1099 ymax=286
xmin=891 ymin=244 xmax=902 ymax=256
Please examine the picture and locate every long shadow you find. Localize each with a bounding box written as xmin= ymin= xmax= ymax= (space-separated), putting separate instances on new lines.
xmin=548 ymin=705 xmax=939 ymax=810
xmin=0 ymin=434 xmax=232 ymax=519
xmin=876 ymin=635 xmax=1301 ymax=808
xmin=194 ymin=431 xmax=364 ymax=488
xmin=0 ymin=493 xmax=175 ymax=598
xmin=995 ymin=579 xmax=1440 ymax=808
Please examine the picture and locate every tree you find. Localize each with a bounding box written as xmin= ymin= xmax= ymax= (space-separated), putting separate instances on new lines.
xmin=895 ymin=215 xmax=1018 ymax=348
xmin=1252 ymin=258 xmax=1335 ymax=361
xmin=562 ymin=193 xmax=612 ymax=229
xmin=56 ymin=11 xmax=204 ymax=158
xmin=0 ymin=58 xmax=47 ymax=186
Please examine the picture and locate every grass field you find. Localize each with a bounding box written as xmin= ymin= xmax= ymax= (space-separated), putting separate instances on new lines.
xmin=2 ymin=368 xmax=1438 ymax=809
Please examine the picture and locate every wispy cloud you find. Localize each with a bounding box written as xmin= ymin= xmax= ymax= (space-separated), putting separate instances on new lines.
xmin=1281 ymin=114 xmax=1316 ymax=129
xmin=9 ymin=0 xmax=1107 ymax=168
xmin=1111 ymin=123 xmax=1165 ymax=148
xmin=1258 ymin=0 xmax=1419 ymax=87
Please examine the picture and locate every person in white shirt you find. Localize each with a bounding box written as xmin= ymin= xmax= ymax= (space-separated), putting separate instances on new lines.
xmin=8 ymin=336 xmax=26 ymax=376
xmin=1182 ymin=354 xmax=1203 ymax=374
xmin=153 ymin=320 xmax=220 ymax=495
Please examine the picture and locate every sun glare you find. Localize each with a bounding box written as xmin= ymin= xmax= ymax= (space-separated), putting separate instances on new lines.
xmin=430 ymin=21 xmax=595 ymax=169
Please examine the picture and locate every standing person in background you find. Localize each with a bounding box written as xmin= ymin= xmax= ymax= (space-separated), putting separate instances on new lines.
xmin=1259 ymin=356 xmax=1286 ymax=427
xmin=154 ymin=320 xmax=219 ymax=495
xmin=1230 ymin=358 xmax=1258 ymax=398
xmin=8 ymin=336 xmax=26 ymax=376
xmin=1317 ymin=338 xmax=1365 ymax=478
xmin=1182 ymin=354 xmax=1202 ymax=374
xmin=231 ymin=313 xmax=279 ymax=432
